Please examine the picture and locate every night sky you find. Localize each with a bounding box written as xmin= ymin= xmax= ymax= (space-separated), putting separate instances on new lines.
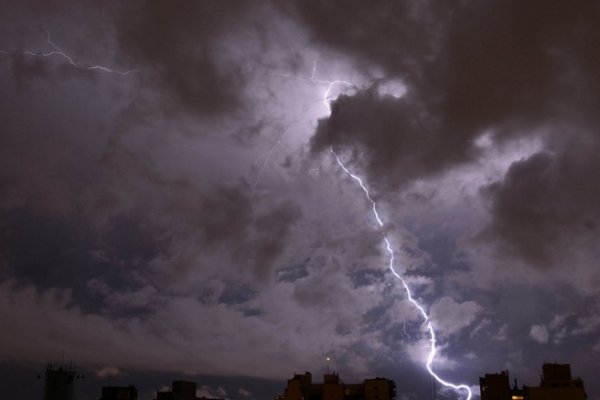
xmin=1 ymin=1 xmax=600 ymax=399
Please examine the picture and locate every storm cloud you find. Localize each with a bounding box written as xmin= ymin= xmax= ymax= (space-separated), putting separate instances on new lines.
xmin=1 ymin=1 xmax=600 ymax=399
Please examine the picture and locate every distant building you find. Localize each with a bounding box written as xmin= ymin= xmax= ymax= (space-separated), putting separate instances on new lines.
xmin=282 ymin=372 xmax=395 ymax=400
xmin=156 ymin=380 xmax=224 ymax=400
xmin=43 ymin=363 xmax=81 ymax=400
xmin=99 ymin=385 xmax=138 ymax=400
xmin=526 ymin=363 xmax=587 ymax=400
xmin=479 ymin=363 xmax=587 ymax=400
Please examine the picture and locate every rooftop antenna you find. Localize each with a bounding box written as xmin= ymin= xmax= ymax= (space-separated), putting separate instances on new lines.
xmin=326 ymin=356 xmax=331 ymax=374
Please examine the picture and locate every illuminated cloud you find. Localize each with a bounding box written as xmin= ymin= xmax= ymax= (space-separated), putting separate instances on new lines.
xmin=1 ymin=1 xmax=600 ymax=399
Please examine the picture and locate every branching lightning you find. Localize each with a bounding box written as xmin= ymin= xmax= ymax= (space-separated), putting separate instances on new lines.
xmin=402 ymin=321 xmax=412 ymax=342
xmin=323 ymin=80 xmax=354 ymax=113
xmin=330 ymin=148 xmax=472 ymax=400
xmin=273 ymin=53 xmax=355 ymax=114
xmin=0 ymin=26 xmax=136 ymax=75
xmin=251 ymin=134 xmax=282 ymax=192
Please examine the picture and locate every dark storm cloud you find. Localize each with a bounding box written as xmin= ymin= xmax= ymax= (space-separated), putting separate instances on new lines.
xmin=114 ymin=0 xmax=251 ymax=115
xmin=134 ymin=181 xmax=302 ymax=281
xmin=4 ymin=0 xmax=600 ymax=397
xmin=193 ymin=185 xmax=254 ymax=248
xmin=292 ymin=0 xmax=600 ymax=190
xmin=0 ymin=0 xmax=303 ymax=335
xmin=290 ymin=0 xmax=600 ymax=294
xmin=311 ymin=87 xmax=473 ymax=189
xmin=276 ymin=258 xmax=309 ymax=283
xmin=480 ymin=134 xmax=600 ymax=269
xmin=9 ymin=50 xmax=56 ymax=87
xmin=241 ymin=200 xmax=303 ymax=279
xmin=0 ymin=208 xmax=162 ymax=314
xmin=279 ymin=0 xmax=434 ymax=77
xmin=169 ymin=183 xmax=303 ymax=280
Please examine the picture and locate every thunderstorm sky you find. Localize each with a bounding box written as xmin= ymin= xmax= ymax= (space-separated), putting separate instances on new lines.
xmin=1 ymin=1 xmax=600 ymax=399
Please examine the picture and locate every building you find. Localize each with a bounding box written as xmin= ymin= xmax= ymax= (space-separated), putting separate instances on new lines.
xmin=363 ymin=378 xmax=395 ymax=400
xmin=156 ymin=381 xmax=224 ymax=400
xmin=479 ymin=371 xmax=512 ymax=400
xmin=526 ymin=363 xmax=587 ymax=400
xmin=157 ymin=381 xmax=196 ymax=400
xmin=479 ymin=363 xmax=587 ymax=400
xmin=282 ymin=372 xmax=396 ymax=400
xmin=43 ymin=363 xmax=82 ymax=400
xmin=99 ymin=385 xmax=138 ymax=400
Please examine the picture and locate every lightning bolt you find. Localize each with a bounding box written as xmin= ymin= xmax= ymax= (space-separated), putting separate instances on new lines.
xmin=323 ymin=80 xmax=354 ymax=113
xmin=1 ymin=25 xmax=136 ymax=75
xmin=330 ymin=148 xmax=472 ymax=400
xmin=273 ymin=54 xmax=355 ymax=114
xmin=402 ymin=321 xmax=412 ymax=342
xmin=250 ymin=55 xmax=353 ymax=193
xmin=251 ymin=134 xmax=282 ymax=192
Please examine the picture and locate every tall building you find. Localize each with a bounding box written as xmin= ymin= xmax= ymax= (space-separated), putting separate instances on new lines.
xmin=43 ymin=363 xmax=81 ymax=400
xmin=281 ymin=371 xmax=395 ymax=400
xmin=479 ymin=371 xmax=511 ymax=400
xmin=479 ymin=363 xmax=587 ymax=400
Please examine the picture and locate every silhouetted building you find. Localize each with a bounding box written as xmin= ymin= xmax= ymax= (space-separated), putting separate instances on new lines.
xmin=526 ymin=363 xmax=587 ymax=400
xmin=364 ymin=378 xmax=395 ymax=400
xmin=282 ymin=372 xmax=395 ymax=400
xmin=480 ymin=371 xmax=511 ymax=400
xmin=43 ymin=363 xmax=81 ymax=400
xmin=479 ymin=363 xmax=587 ymax=400
xmin=100 ymin=385 xmax=138 ymax=400
xmin=156 ymin=381 xmax=224 ymax=400
xmin=540 ymin=363 xmax=573 ymax=383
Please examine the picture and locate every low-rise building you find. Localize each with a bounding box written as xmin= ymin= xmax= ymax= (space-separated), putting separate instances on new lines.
xmin=99 ymin=385 xmax=138 ymax=400
xmin=282 ymin=371 xmax=395 ymax=400
xmin=480 ymin=363 xmax=587 ymax=400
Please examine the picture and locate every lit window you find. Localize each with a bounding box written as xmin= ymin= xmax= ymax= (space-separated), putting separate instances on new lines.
xmin=512 ymin=396 xmax=524 ymax=400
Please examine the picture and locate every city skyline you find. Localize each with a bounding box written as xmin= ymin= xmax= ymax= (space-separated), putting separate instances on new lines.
xmin=30 ymin=362 xmax=589 ymax=400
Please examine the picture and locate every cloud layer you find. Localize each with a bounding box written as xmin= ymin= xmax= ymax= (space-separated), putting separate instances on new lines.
xmin=1 ymin=1 xmax=600 ymax=399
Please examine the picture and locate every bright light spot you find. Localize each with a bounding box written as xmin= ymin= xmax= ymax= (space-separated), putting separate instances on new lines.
xmin=377 ymin=79 xmax=407 ymax=98
xmin=474 ymin=130 xmax=494 ymax=148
